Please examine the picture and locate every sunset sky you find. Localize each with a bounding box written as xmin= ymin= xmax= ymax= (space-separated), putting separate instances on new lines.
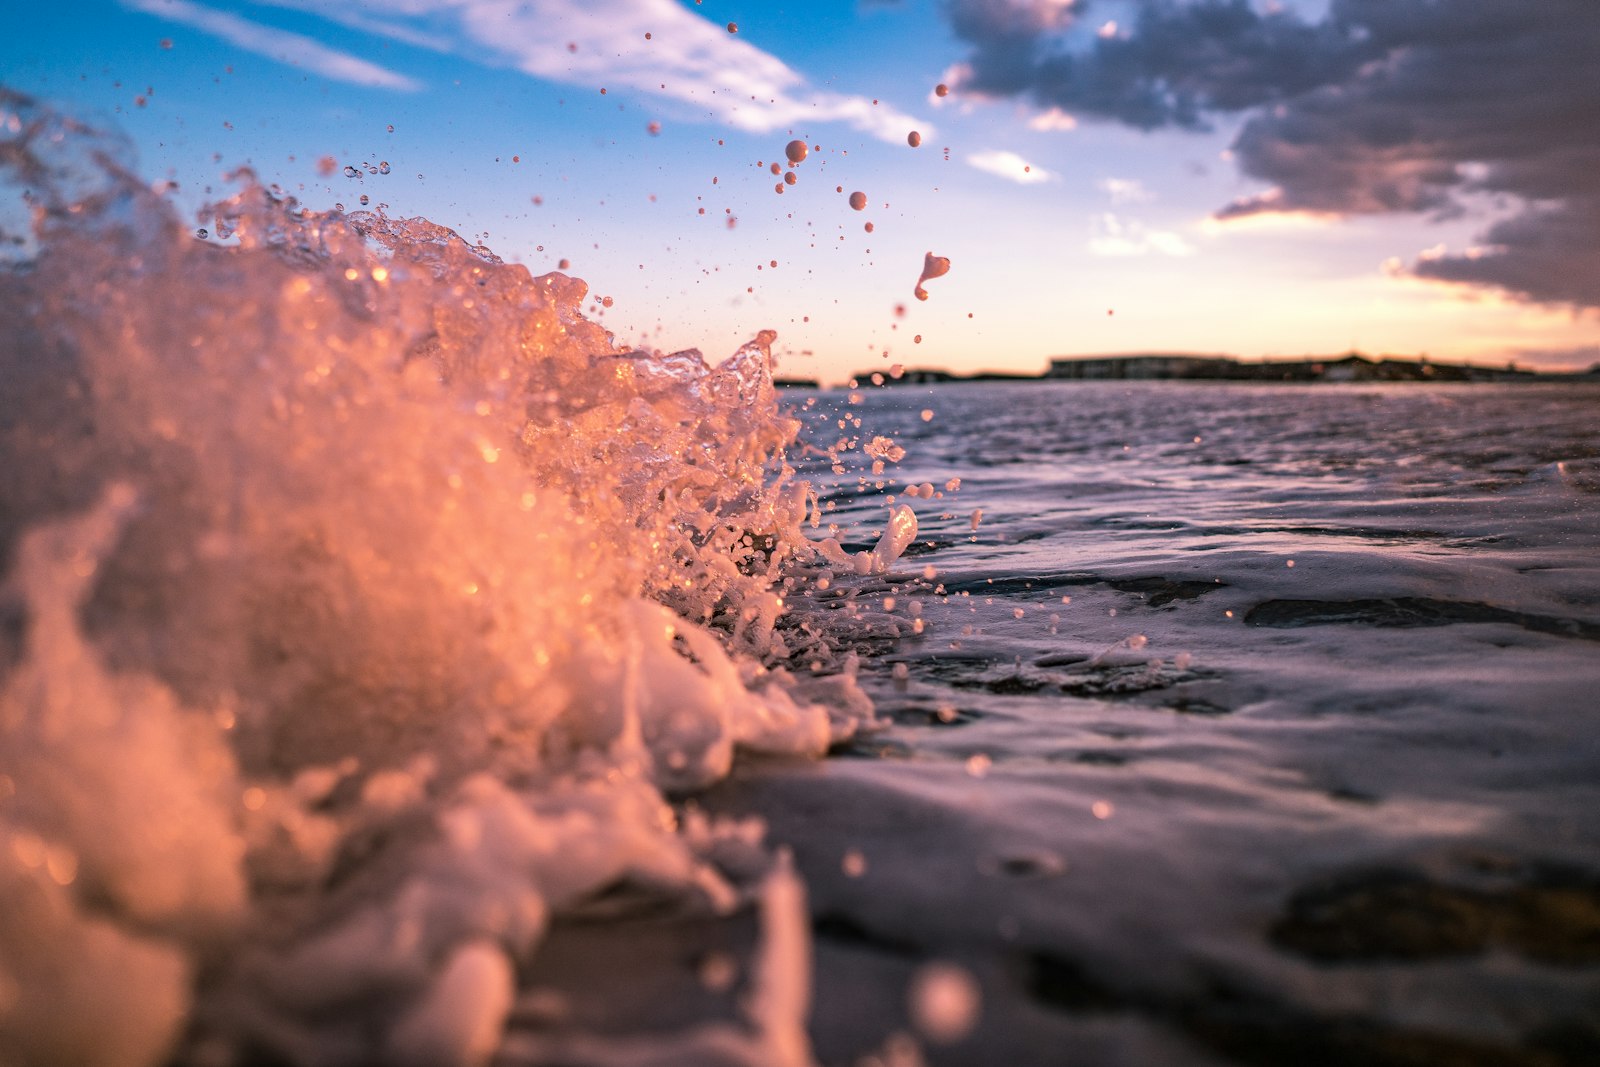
xmin=7 ymin=0 xmax=1597 ymax=382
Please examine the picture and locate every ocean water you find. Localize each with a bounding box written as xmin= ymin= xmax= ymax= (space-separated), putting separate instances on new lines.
xmin=4 ymin=89 xmax=1600 ymax=1067
xmin=725 ymin=380 xmax=1600 ymax=1065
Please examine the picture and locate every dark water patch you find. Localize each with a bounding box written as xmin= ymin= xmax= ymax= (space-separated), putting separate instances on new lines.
xmin=1179 ymin=997 xmax=1575 ymax=1067
xmin=1021 ymin=950 xmax=1130 ymax=1013
xmin=952 ymin=672 xmax=1053 ymax=695
xmin=879 ymin=702 xmax=983 ymax=727
xmin=1064 ymin=749 xmax=1131 ymax=766
xmin=828 ymin=736 xmax=918 ymax=760
xmin=1021 ymin=952 xmax=1589 ymax=1066
xmin=1087 ymin=516 xmax=1190 ymax=533
xmin=941 ymin=571 xmax=1100 ymax=596
xmin=1107 ymin=576 xmax=1227 ymax=607
xmin=1271 ymin=867 xmax=1600 ymax=966
xmin=813 ymin=912 xmax=922 ymax=958
xmin=899 ymin=537 xmax=949 ymax=556
xmin=1166 ymin=695 xmax=1233 ymax=716
xmin=993 ymin=852 xmax=1068 ymax=877
xmin=1058 ymin=663 xmax=1200 ymax=698
xmin=1244 ymin=598 xmax=1600 ymax=642
xmin=1327 ymin=786 xmax=1381 ymax=805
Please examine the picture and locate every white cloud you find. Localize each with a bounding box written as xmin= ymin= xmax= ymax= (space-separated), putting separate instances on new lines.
xmin=1098 ymin=177 xmax=1150 ymax=204
xmin=120 ymin=0 xmax=421 ymax=91
xmin=1027 ymin=107 xmax=1077 ymax=131
xmin=256 ymin=0 xmax=929 ymax=144
xmin=1088 ymin=213 xmax=1195 ymax=257
xmin=966 ymin=149 xmax=1051 ymax=184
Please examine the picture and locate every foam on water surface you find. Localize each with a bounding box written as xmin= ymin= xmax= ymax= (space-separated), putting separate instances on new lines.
xmin=0 ymin=89 xmax=894 ymax=1066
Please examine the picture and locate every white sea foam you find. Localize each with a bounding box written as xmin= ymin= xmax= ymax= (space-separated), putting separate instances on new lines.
xmin=0 ymin=89 xmax=891 ymax=1067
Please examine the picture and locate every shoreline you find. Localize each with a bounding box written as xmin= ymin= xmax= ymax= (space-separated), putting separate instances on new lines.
xmin=778 ymin=352 xmax=1600 ymax=390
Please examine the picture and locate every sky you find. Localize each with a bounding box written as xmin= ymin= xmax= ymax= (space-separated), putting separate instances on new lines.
xmin=5 ymin=0 xmax=1598 ymax=382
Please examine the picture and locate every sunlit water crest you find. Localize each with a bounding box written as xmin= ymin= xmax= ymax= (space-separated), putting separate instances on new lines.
xmin=0 ymin=89 xmax=896 ymax=1067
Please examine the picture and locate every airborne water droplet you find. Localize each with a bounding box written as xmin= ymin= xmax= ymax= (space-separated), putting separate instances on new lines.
xmin=848 ymin=191 xmax=867 ymax=211
xmin=935 ymin=83 xmax=949 ymax=97
xmin=907 ymin=131 xmax=922 ymax=148
xmin=785 ymin=139 xmax=808 ymax=164
xmin=342 ymin=165 xmax=359 ymax=177
xmin=914 ymin=252 xmax=951 ymax=301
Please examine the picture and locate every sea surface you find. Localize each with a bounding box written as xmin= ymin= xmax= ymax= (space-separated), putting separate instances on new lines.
xmin=704 ymin=379 xmax=1600 ymax=1067
xmin=5 ymin=88 xmax=1600 ymax=1067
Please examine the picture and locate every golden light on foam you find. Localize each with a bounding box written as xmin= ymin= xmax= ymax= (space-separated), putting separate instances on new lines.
xmin=10 ymin=831 xmax=45 ymax=868
xmin=45 ymin=845 xmax=78 ymax=887
xmin=370 ymin=266 xmax=389 ymax=282
xmin=344 ymin=268 xmax=360 ymax=281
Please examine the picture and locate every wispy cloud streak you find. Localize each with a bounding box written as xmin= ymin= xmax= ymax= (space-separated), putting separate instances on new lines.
xmin=260 ymin=0 xmax=929 ymax=144
xmin=967 ymin=149 xmax=1050 ymax=183
xmin=121 ymin=0 xmax=422 ymax=90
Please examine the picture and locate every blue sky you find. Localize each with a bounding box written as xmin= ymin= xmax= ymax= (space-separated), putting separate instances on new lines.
xmin=6 ymin=0 xmax=1597 ymax=382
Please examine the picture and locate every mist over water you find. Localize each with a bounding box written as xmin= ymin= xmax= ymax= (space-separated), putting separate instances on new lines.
xmin=5 ymin=86 xmax=1600 ymax=1067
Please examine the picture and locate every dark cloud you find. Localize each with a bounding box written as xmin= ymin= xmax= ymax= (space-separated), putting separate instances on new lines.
xmin=946 ymin=0 xmax=1600 ymax=308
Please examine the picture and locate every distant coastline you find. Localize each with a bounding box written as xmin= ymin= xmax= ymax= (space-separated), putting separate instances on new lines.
xmin=775 ymin=352 xmax=1600 ymax=390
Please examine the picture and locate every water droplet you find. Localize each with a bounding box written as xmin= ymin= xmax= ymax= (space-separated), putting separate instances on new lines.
xmin=785 ymin=139 xmax=808 ymax=164
xmin=864 ymin=222 xmax=874 ymax=233
xmin=914 ymin=251 xmax=951 ymax=301
xmin=648 ymin=121 xmax=661 ymax=135
xmin=559 ymin=258 xmax=571 ymax=269
xmin=159 ymin=37 xmax=173 ymax=50
xmin=386 ymin=124 xmax=394 ymax=132
xmin=342 ymin=165 xmax=359 ymax=177
xmin=195 ymin=227 xmax=208 ymax=239
xmin=726 ymin=22 xmax=737 ymax=33
xmin=907 ymin=130 xmax=922 ymax=148
xmin=644 ymin=31 xmax=652 ymax=40
xmin=783 ymin=171 xmax=797 ymax=186
xmin=848 ymin=191 xmax=867 ymax=211
xmin=935 ymin=83 xmax=949 ymax=97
